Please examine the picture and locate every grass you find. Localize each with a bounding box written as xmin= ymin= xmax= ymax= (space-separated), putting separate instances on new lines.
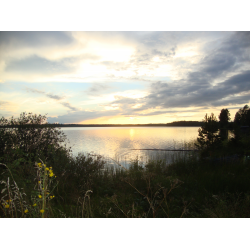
xmin=1 ymin=128 xmax=250 ymax=218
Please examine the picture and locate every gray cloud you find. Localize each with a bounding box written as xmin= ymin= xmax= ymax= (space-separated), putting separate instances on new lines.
xmin=61 ymin=102 xmax=79 ymax=111
xmin=26 ymin=87 xmax=65 ymax=100
xmin=85 ymin=83 xmax=112 ymax=96
xmin=0 ymin=31 xmax=73 ymax=48
xmin=25 ymin=87 xmax=79 ymax=111
xmin=108 ymin=32 xmax=250 ymax=117
xmin=46 ymin=94 xmax=65 ymax=101
xmin=6 ymin=55 xmax=74 ymax=74
xmin=47 ymin=109 xmax=120 ymax=124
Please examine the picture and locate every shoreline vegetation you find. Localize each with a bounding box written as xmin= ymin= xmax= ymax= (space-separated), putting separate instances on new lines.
xmin=0 ymin=120 xmax=203 ymax=128
xmin=0 ymin=106 xmax=250 ymax=218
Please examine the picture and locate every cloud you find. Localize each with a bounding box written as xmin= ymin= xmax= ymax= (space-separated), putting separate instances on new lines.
xmin=61 ymin=102 xmax=79 ymax=111
xmin=86 ymin=83 xmax=111 ymax=96
xmin=0 ymin=31 xmax=73 ymax=48
xmin=46 ymin=94 xmax=65 ymax=101
xmin=5 ymin=55 xmax=74 ymax=74
xmin=47 ymin=109 xmax=120 ymax=124
xmin=1 ymin=31 xmax=249 ymax=123
xmin=25 ymin=87 xmax=80 ymax=111
xmin=25 ymin=87 xmax=45 ymax=94
xmin=106 ymin=32 xmax=250 ymax=117
xmin=26 ymin=87 xmax=65 ymax=100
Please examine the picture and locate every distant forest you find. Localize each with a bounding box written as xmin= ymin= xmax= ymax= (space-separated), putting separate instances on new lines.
xmin=0 ymin=120 xmax=204 ymax=128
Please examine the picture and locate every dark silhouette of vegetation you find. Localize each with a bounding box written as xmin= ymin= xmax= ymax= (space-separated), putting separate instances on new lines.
xmin=195 ymin=113 xmax=220 ymax=153
xmin=0 ymin=120 xmax=202 ymax=128
xmin=219 ymin=108 xmax=231 ymax=128
xmin=0 ymin=112 xmax=68 ymax=162
xmin=234 ymin=105 xmax=250 ymax=126
xmin=1 ymin=106 xmax=250 ymax=218
xmin=219 ymin=108 xmax=231 ymax=140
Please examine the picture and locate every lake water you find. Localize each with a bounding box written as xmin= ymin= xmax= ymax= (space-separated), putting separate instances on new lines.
xmin=61 ymin=126 xmax=199 ymax=168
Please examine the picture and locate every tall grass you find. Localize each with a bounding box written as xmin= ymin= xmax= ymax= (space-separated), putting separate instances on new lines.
xmin=1 ymin=137 xmax=250 ymax=218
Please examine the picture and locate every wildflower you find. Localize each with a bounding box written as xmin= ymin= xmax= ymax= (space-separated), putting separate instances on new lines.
xmin=38 ymin=163 xmax=42 ymax=168
xmin=40 ymin=209 xmax=45 ymax=214
xmin=38 ymin=195 xmax=42 ymax=198
xmin=33 ymin=203 xmax=37 ymax=207
xmin=49 ymin=172 xmax=54 ymax=177
xmin=24 ymin=209 xmax=28 ymax=213
xmin=50 ymin=167 xmax=52 ymax=169
xmin=45 ymin=167 xmax=49 ymax=171
xmin=5 ymin=204 xmax=10 ymax=208
xmin=38 ymin=181 xmax=41 ymax=184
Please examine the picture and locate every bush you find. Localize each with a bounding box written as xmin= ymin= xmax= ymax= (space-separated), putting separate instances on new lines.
xmin=0 ymin=112 xmax=69 ymax=162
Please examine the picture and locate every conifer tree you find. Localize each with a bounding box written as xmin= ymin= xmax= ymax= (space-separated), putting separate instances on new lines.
xmin=195 ymin=113 xmax=220 ymax=150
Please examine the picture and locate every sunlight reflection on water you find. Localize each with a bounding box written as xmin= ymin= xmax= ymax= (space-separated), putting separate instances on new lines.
xmin=61 ymin=126 xmax=199 ymax=169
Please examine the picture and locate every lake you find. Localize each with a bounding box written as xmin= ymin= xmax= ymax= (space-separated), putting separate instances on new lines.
xmin=61 ymin=126 xmax=199 ymax=168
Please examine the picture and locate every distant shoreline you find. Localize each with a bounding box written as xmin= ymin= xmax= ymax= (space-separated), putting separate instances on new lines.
xmin=0 ymin=121 xmax=204 ymax=128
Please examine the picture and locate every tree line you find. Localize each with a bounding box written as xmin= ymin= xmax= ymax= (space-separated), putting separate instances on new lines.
xmin=195 ymin=104 xmax=250 ymax=156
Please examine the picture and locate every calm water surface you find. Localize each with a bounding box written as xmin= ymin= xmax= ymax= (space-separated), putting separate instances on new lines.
xmin=61 ymin=126 xmax=199 ymax=168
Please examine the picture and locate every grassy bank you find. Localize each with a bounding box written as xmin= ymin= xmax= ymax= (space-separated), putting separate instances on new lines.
xmin=1 ymin=146 xmax=250 ymax=218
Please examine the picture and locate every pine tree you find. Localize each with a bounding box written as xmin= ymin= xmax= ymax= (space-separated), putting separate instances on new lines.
xmin=195 ymin=113 xmax=220 ymax=150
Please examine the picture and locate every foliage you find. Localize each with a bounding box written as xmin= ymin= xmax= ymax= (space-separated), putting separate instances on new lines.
xmin=1 ymin=110 xmax=250 ymax=218
xmin=195 ymin=113 xmax=220 ymax=152
xmin=234 ymin=105 xmax=250 ymax=126
xmin=0 ymin=112 xmax=68 ymax=161
xmin=219 ymin=108 xmax=231 ymax=128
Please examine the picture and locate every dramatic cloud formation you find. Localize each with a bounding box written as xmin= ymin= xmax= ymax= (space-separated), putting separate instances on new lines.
xmin=0 ymin=31 xmax=249 ymax=123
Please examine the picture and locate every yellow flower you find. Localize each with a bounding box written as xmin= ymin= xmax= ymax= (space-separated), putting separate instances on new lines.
xmin=50 ymin=167 xmax=52 ymax=169
xmin=33 ymin=203 xmax=37 ymax=207
xmin=38 ymin=163 xmax=42 ymax=168
xmin=44 ymin=164 xmax=46 ymax=167
xmin=38 ymin=181 xmax=41 ymax=184
xmin=5 ymin=204 xmax=10 ymax=208
xmin=49 ymin=172 xmax=54 ymax=177
xmin=45 ymin=167 xmax=49 ymax=171
xmin=24 ymin=209 xmax=28 ymax=213
xmin=38 ymin=195 xmax=42 ymax=198
xmin=40 ymin=209 xmax=45 ymax=213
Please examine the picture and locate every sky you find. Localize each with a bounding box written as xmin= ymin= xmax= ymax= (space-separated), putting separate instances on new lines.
xmin=0 ymin=31 xmax=250 ymax=124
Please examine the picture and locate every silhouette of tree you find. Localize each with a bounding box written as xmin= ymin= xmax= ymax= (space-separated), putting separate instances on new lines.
xmin=219 ymin=109 xmax=230 ymax=128
xmin=195 ymin=113 xmax=220 ymax=150
xmin=234 ymin=105 xmax=250 ymax=126
xmin=219 ymin=108 xmax=231 ymax=140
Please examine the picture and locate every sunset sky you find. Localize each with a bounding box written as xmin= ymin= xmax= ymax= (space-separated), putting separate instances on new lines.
xmin=0 ymin=31 xmax=249 ymax=124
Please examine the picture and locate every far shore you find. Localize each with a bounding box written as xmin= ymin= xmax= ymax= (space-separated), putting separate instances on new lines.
xmin=0 ymin=121 xmax=204 ymax=128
